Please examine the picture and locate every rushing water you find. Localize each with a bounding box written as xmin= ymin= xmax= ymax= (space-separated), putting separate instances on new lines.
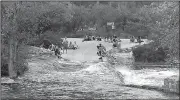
xmin=1 ymin=80 xmax=179 ymax=99
xmin=116 ymin=67 xmax=179 ymax=87
xmin=1 ymin=39 xmax=179 ymax=99
xmin=1 ymin=62 xmax=179 ymax=99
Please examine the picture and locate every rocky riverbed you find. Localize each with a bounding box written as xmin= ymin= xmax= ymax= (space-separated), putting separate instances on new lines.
xmin=1 ymin=39 xmax=179 ymax=99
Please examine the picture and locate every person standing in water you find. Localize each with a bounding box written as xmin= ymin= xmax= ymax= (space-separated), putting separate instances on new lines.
xmin=54 ymin=45 xmax=62 ymax=59
xmin=73 ymin=41 xmax=78 ymax=49
xmin=97 ymin=43 xmax=106 ymax=61
xmin=62 ymin=37 xmax=68 ymax=54
xmin=117 ymin=39 xmax=121 ymax=50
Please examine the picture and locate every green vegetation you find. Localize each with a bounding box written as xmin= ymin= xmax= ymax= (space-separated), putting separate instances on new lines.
xmin=1 ymin=1 xmax=179 ymax=77
xmin=132 ymin=43 xmax=168 ymax=63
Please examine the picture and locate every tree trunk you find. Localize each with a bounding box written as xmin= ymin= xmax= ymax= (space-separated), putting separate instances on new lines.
xmin=8 ymin=36 xmax=17 ymax=79
xmin=117 ymin=2 xmax=120 ymax=10
xmin=122 ymin=17 xmax=126 ymax=31
xmin=14 ymin=41 xmax=18 ymax=66
xmin=96 ymin=1 xmax=99 ymax=5
xmin=109 ymin=2 xmax=112 ymax=7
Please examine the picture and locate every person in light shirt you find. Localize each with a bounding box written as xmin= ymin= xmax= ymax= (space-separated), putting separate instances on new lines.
xmin=62 ymin=37 xmax=68 ymax=54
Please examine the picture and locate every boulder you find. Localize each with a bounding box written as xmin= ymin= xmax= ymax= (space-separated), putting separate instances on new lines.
xmin=163 ymin=75 xmax=179 ymax=94
xmin=1 ymin=77 xmax=19 ymax=85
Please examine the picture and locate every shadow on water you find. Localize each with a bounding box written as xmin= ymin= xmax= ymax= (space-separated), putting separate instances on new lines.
xmin=2 ymin=82 xmax=106 ymax=99
xmin=2 ymin=78 xmax=179 ymax=99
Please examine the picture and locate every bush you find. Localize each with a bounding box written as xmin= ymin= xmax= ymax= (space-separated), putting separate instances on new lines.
xmin=66 ymin=30 xmax=92 ymax=38
xmin=28 ymin=31 xmax=63 ymax=47
xmin=132 ymin=43 xmax=167 ymax=63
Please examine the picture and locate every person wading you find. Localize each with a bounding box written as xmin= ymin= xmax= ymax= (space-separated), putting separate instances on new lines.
xmin=97 ymin=43 xmax=106 ymax=61
xmin=54 ymin=45 xmax=62 ymax=59
xmin=62 ymin=37 xmax=68 ymax=54
xmin=73 ymin=41 xmax=78 ymax=49
xmin=137 ymin=36 xmax=142 ymax=45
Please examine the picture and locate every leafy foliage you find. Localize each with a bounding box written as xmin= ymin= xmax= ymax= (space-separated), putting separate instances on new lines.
xmin=132 ymin=43 xmax=168 ymax=62
xmin=1 ymin=1 xmax=179 ymax=76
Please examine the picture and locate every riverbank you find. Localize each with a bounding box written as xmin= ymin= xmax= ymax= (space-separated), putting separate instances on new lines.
xmin=109 ymin=47 xmax=179 ymax=95
xmin=1 ymin=39 xmax=179 ymax=99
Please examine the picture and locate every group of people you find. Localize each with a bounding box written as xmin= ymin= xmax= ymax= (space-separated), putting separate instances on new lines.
xmin=130 ymin=36 xmax=144 ymax=44
xmin=104 ymin=35 xmax=118 ymax=43
xmin=48 ymin=44 xmax=62 ymax=59
xmin=82 ymin=35 xmax=102 ymax=42
xmin=96 ymin=35 xmax=121 ymax=61
xmin=61 ymin=37 xmax=79 ymax=54
xmin=83 ymin=34 xmax=121 ymax=43
xmin=104 ymin=35 xmax=121 ymax=49
xmin=47 ymin=37 xmax=79 ymax=59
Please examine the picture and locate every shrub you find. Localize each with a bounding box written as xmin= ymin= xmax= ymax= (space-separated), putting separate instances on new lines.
xmin=132 ymin=43 xmax=167 ymax=63
xmin=66 ymin=30 xmax=92 ymax=38
xmin=28 ymin=31 xmax=63 ymax=47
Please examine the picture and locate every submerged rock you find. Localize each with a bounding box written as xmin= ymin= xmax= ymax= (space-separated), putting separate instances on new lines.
xmin=163 ymin=75 xmax=179 ymax=94
xmin=1 ymin=77 xmax=19 ymax=85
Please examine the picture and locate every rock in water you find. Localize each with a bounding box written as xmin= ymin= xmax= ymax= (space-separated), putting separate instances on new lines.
xmin=1 ymin=77 xmax=18 ymax=85
xmin=163 ymin=75 xmax=179 ymax=94
xmin=116 ymin=71 xmax=125 ymax=84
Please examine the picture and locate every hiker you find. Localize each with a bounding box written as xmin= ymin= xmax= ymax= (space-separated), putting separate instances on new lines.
xmin=113 ymin=34 xmax=117 ymax=39
xmin=105 ymin=37 xmax=108 ymax=42
xmin=97 ymin=43 xmax=106 ymax=61
xmin=111 ymin=37 xmax=113 ymax=43
xmin=62 ymin=37 xmax=68 ymax=54
xmin=54 ymin=46 xmax=62 ymax=59
xmin=73 ymin=41 xmax=78 ymax=49
xmin=48 ymin=44 xmax=52 ymax=50
xmin=97 ymin=36 xmax=102 ymax=41
xmin=99 ymin=36 xmax=102 ymax=41
xmin=92 ymin=36 xmax=95 ymax=40
xmin=104 ymin=37 xmax=106 ymax=42
xmin=130 ymin=36 xmax=135 ymax=42
xmin=108 ymin=37 xmax=111 ymax=43
xmin=82 ymin=35 xmax=92 ymax=42
xmin=97 ymin=36 xmax=99 ymax=41
xmin=69 ymin=41 xmax=73 ymax=49
xmin=106 ymin=37 xmax=109 ymax=42
xmin=97 ymin=43 xmax=106 ymax=57
xmin=113 ymin=37 xmax=116 ymax=43
xmin=49 ymin=44 xmax=55 ymax=51
xmin=117 ymin=39 xmax=121 ymax=49
xmin=113 ymin=39 xmax=118 ymax=48
xmin=137 ymin=36 xmax=142 ymax=44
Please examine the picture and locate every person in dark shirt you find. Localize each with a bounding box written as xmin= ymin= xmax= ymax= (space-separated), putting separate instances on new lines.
xmin=113 ymin=34 xmax=117 ymax=39
xmin=62 ymin=37 xmax=68 ymax=53
xmin=97 ymin=43 xmax=106 ymax=57
xmin=137 ymin=36 xmax=142 ymax=44
xmin=54 ymin=46 xmax=62 ymax=58
xmin=113 ymin=38 xmax=116 ymax=42
xmin=130 ymin=36 xmax=135 ymax=42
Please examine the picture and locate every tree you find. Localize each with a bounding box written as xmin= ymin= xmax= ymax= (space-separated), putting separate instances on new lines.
xmin=68 ymin=5 xmax=90 ymax=34
xmin=1 ymin=2 xmax=20 ymax=78
xmin=137 ymin=1 xmax=179 ymax=60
